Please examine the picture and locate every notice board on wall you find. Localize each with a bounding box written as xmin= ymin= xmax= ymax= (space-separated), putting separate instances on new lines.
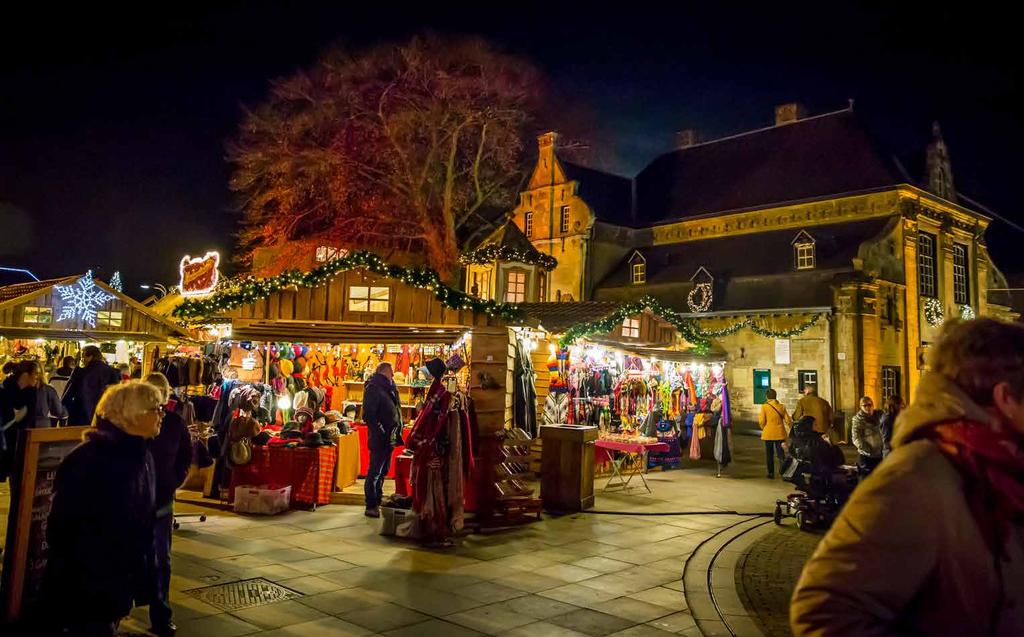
xmin=1 ymin=426 xmax=87 ymax=623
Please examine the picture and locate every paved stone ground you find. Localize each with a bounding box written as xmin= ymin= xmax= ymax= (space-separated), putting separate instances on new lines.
xmin=3 ymin=430 xmax=809 ymax=636
xmin=735 ymin=525 xmax=822 ymax=636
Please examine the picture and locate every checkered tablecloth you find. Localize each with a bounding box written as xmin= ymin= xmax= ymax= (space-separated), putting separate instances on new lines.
xmin=230 ymin=445 xmax=338 ymax=506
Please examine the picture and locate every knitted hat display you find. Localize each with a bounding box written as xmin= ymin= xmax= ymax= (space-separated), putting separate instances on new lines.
xmin=279 ymin=358 xmax=294 ymax=376
xmin=295 ymin=406 xmax=315 ymax=423
xmin=324 ymin=410 xmax=344 ymax=424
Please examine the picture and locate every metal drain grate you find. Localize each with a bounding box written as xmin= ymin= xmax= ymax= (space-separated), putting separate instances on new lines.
xmin=185 ymin=578 xmax=302 ymax=611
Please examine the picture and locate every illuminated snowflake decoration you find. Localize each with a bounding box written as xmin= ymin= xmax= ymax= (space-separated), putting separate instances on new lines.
xmin=110 ymin=271 xmax=123 ymax=293
xmin=55 ymin=271 xmax=115 ymax=328
xmin=960 ymin=304 xmax=976 ymax=320
xmin=687 ymin=282 xmax=713 ymax=313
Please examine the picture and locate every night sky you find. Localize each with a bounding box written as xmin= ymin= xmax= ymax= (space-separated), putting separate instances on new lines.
xmin=2 ymin=4 xmax=1022 ymax=292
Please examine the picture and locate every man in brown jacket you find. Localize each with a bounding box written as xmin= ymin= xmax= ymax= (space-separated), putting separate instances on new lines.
xmin=791 ymin=318 xmax=1024 ymax=636
xmin=793 ymin=384 xmax=833 ymax=438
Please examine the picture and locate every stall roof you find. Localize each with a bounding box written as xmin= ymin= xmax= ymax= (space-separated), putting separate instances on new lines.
xmin=584 ymin=338 xmax=727 ymax=363
xmin=0 ymin=277 xmax=76 ymax=303
xmin=516 ymin=302 xmax=624 ymax=332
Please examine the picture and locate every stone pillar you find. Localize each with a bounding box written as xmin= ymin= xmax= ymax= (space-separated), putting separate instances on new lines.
xmin=902 ymin=220 xmax=922 ymax=399
xmin=976 ymin=244 xmax=991 ymax=318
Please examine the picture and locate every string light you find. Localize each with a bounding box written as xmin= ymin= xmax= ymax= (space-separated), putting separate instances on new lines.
xmin=925 ymin=298 xmax=944 ymax=327
xmin=459 ymin=245 xmax=557 ymax=270
xmin=54 ymin=271 xmax=115 ymax=328
xmin=687 ymin=283 xmax=713 ymax=312
xmin=174 ymin=250 xmax=526 ymax=323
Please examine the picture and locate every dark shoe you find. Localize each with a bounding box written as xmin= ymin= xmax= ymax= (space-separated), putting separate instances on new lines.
xmin=150 ymin=623 xmax=177 ymax=637
xmin=767 ymin=473 xmax=774 ymax=479
xmin=365 ymin=507 xmax=380 ymax=518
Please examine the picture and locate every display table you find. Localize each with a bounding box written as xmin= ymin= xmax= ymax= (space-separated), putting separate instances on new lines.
xmin=594 ymin=439 xmax=670 ymax=494
xmin=230 ymin=445 xmax=338 ymax=507
xmin=335 ymin=433 xmax=360 ymax=490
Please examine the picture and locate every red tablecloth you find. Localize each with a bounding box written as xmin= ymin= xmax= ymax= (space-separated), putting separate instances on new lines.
xmin=353 ymin=423 xmax=410 ymax=479
xmin=595 ymin=439 xmax=670 ymax=464
xmin=230 ymin=445 xmax=338 ymax=506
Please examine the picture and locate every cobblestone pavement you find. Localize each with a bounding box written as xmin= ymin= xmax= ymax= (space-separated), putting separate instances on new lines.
xmin=735 ymin=524 xmax=823 ymax=637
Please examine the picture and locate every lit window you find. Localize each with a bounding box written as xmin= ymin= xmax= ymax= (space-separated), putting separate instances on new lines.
xmin=505 ymin=270 xmax=527 ymax=303
xmin=97 ymin=311 xmax=123 ymax=328
xmin=953 ymin=244 xmax=969 ymax=305
xmin=795 ymin=242 xmax=815 ymax=270
xmin=559 ymin=206 xmax=570 ymax=233
xmin=348 ymin=286 xmax=390 ymax=312
xmin=632 ymin=262 xmax=646 ymax=285
xmin=622 ymin=317 xmax=640 ymax=338
xmin=918 ymin=232 xmax=937 ymax=298
xmin=525 ymin=212 xmax=533 ymax=239
xmin=23 ymin=306 xmax=53 ymax=325
xmin=316 ymin=246 xmax=348 ymax=263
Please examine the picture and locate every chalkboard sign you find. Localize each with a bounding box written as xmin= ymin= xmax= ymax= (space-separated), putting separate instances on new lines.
xmin=1 ymin=427 xmax=87 ymax=623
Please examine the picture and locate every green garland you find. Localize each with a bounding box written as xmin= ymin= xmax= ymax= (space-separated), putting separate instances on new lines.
xmin=173 ymin=250 xmax=526 ymax=323
xmin=459 ymin=244 xmax=557 ymax=271
xmin=556 ymin=295 xmax=822 ymax=353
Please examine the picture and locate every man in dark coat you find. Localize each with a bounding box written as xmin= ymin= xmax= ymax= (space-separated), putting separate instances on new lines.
xmin=145 ymin=373 xmax=193 ymax=636
xmin=362 ymin=362 xmax=402 ymax=517
xmin=40 ymin=382 xmax=162 ymax=636
xmin=63 ymin=345 xmax=121 ymax=425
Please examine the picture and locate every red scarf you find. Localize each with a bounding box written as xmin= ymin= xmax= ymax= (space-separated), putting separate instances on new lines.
xmin=920 ymin=419 xmax=1024 ymax=552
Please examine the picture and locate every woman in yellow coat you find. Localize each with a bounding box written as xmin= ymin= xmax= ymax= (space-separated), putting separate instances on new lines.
xmin=758 ymin=388 xmax=792 ymax=478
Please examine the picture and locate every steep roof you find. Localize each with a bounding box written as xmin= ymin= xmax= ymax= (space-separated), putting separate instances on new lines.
xmin=593 ymin=217 xmax=894 ymax=312
xmin=561 ymin=161 xmax=633 ymax=224
xmin=633 ymin=109 xmax=909 ymax=224
xmin=478 ymin=219 xmax=538 ymax=254
xmin=0 ymin=276 xmax=76 ymax=303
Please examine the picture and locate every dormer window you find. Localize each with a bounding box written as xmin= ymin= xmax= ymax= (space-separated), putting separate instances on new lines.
xmin=792 ymin=231 xmax=816 ymax=270
xmin=629 ymin=251 xmax=647 ymax=285
xmin=622 ymin=317 xmax=640 ymax=338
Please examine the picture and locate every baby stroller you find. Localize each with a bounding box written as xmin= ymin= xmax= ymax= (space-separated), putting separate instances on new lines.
xmin=774 ymin=417 xmax=859 ymax=531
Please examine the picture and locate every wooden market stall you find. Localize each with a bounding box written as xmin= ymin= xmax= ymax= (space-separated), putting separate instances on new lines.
xmin=0 ymin=274 xmax=191 ymax=375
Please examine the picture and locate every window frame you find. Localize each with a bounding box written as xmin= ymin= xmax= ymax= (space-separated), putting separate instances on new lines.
xmin=882 ymin=365 xmax=901 ymax=400
xmin=952 ymin=243 xmax=969 ymax=305
xmin=524 ymin=211 xmax=534 ymax=239
xmin=96 ymin=310 xmax=123 ymax=328
xmin=794 ymin=241 xmax=816 ymax=270
xmin=622 ymin=317 xmax=641 ymax=339
xmin=504 ymin=269 xmax=527 ymax=303
xmin=559 ymin=205 xmax=570 ymax=233
xmin=917 ymin=232 xmax=938 ymax=298
xmin=347 ymin=285 xmax=391 ymax=313
xmin=22 ymin=305 xmax=53 ymax=325
xmin=797 ymin=370 xmax=818 ymax=394
xmin=632 ymin=262 xmax=646 ymax=285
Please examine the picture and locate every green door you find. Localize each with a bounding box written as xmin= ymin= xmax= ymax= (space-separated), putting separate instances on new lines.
xmin=753 ymin=369 xmax=771 ymax=404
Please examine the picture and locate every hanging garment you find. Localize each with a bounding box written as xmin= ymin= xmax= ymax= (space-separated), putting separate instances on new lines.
xmin=689 ymin=419 xmax=702 ymax=460
xmin=543 ymin=392 xmax=569 ymax=425
xmin=714 ymin=420 xmax=732 ymax=467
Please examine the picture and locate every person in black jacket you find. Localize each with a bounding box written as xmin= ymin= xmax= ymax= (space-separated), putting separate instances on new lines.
xmin=63 ymin=345 xmax=122 ymax=425
xmin=145 ymin=373 xmax=193 ymax=637
xmin=1 ymin=360 xmax=39 ymax=483
xmin=40 ymin=381 xmax=163 ymax=636
xmin=362 ymin=362 xmax=402 ymax=517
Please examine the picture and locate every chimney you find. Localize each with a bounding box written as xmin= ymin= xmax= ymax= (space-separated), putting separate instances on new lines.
xmin=774 ymin=102 xmax=807 ymax=126
xmin=675 ymin=129 xmax=700 ymax=149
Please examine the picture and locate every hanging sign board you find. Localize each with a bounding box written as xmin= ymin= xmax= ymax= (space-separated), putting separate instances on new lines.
xmin=2 ymin=426 xmax=88 ymax=623
xmin=774 ymin=339 xmax=791 ymax=365
xmin=179 ymin=251 xmax=220 ymax=297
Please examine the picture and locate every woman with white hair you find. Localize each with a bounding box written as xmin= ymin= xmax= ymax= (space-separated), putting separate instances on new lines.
xmin=40 ymin=382 xmax=163 ymax=636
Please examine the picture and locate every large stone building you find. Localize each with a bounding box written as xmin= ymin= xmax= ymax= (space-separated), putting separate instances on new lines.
xmin=467 ymin=103 xmax=1018 ymax=424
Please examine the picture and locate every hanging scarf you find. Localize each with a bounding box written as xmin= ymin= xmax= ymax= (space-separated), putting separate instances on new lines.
xmin=684 ymin=371 xmax=697 ymax=408
xmin=719 ymin=383 xmax=731 ymax=427
xmin=916 ymin=419 xmax=1024 ymax=553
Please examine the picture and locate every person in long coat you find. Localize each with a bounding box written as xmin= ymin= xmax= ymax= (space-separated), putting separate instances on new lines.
xmin=791 ymin=318 xmax=1024 ymax=636
xmin=39 ymin=382 xmax=163 ymax=636
xmin=62 ymin=345 xmax=121 ymax=425
xmin=0 ymin=360 xmax=39 ymax=482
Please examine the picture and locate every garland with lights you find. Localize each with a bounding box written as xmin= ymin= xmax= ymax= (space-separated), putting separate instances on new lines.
xmin=459 ymin=245 xmax=557 ymax=271
xmin=924 ymin=298 xmax=944 ymax=327
xmin=557 ymin=295 xmax=822 ymax=354
xmin=173 ymin=251 xmax=526 ymax=323
xmin=959 ymin=304 xmax=975 ymax=320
